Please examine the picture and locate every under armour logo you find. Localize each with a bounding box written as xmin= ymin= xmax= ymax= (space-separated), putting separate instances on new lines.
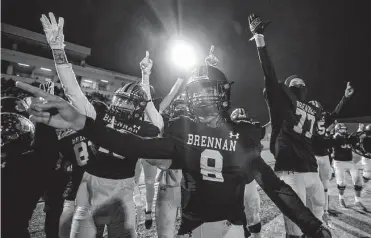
xmin=229 ymin=132 xmax=239 ymax=139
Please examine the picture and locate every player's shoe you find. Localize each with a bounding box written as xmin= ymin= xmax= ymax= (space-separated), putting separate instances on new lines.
xmin=339 ymin=198 xmax=347 ymax=208
xmin=354 ymin=201 xmax=368 ymax=211
xmin=144 ymin=210 xmax=153 ymax=229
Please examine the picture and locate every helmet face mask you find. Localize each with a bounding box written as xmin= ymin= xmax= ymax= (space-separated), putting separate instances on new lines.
xmin=109 ymin=83 xmax=148 ymax=121
xmin=335 ymin=123 xmax=347 ymax=135
xmin=185 ymin=65 xmax=231 ymax=121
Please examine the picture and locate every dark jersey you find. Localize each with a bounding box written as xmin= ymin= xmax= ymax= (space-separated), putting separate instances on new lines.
xmin=257 ymin=47 xmax=320 ymax=172
xmin=333 ymin=133 xmax=353 ymax=162
xmin=58 ymin=129 xmax=90 ymax=200
xmin=80 ymin=116 xmax=324 ymax=236
xmin=84 ymin=114 xmax=160 ymax=179
xmin=312 ymin=96 xmax=349 ymax=156
xmin=165 ymin=116 xmax=262 ymax=223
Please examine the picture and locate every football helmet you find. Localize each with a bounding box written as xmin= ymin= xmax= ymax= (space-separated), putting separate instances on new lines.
xmin=1 ymin=97 xmax=28 ymax=117
xmin=169 ymin=92 xmax=190 ymax=119
xmin=110 ymin=82 xmax=149 ymax=120
xmin=335 ymin=123 xmax=347 ymax=135
xmin=230 ymin=108 xmax=250 ymax=123
xmin=185 ymin=65 xmax=232 ymax=118
xmin=365 ymin=124 xmax=371 ymax=132
xmin=1 ymin=112 xmax=35 ymax=161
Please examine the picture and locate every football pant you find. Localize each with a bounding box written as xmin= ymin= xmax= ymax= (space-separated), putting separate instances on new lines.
xmin=244 ymin=180 xmax=261 ymax=230
xmin=362 ymin=157 xmax=371 ymax=180
xmin=276 ymin=171 xmax=325 ymax=237
xmin=70 ymin=172 xmax=136 ymax=238
xmin=333 ymin=160 xmax=362 ymax=187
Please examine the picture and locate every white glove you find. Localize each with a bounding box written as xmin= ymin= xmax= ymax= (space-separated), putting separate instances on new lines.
xmin=344 ymin=82 xmax=355 ymax=98
xmin=140 ymin=51 xmax=153 ymax=75
xmin=205 ymin=45 xmax=219 ymax=67
xmin=40 ymin=12 xmax=65 ymax=50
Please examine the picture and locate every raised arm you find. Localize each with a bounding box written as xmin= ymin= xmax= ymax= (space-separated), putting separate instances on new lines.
xmin=252 ymin=157 xmax=329 ymax=237
xmin=159 ymin=77 xmax=184 ymax=114
xmin=326 ymin=82 xmax=354 ymax=126
xmin=40 ymin=12 xmax=96 ymax=119
xmin=139 ymin=51 xmax=164 ymax=131
xmin=249 ymin=15 xmax=281 ymax=104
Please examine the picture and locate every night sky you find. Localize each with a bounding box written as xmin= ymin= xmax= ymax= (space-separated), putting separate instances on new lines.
xmin=2 ymin=0 xmax=371 ymax=124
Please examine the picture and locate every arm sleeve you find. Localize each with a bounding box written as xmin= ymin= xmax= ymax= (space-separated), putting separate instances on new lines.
xmin=56 ymin=64 xmax=96 ymax=119
xmin=326 ymin=96 xmax=349 ymax=125
xmin=80 ymin=117 xmax=176 ymax=160
xmin=252 ymin=156 xmax=322 ymax=236
xmin=159 ymin=77 xmax=184 ymax=114
xmin=256 ymin=46 xmax=285 ymax=124
xmin=141 ymin=74 xmax=164 ymax=132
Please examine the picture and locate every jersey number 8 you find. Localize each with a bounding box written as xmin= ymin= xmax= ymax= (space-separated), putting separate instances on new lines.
xmin=200 ymin=149 xmax=224 ymax=182
xmin=73 ymin=141 xmax=91 ymax=166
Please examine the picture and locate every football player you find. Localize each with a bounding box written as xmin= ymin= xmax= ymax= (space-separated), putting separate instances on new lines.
xmin=40 ymin=13 xmax=163 ymax=238
xmin=357 ymin=124 xmax=371 ymax=184
xmin=154 ymin=91 xmax=187 ymax=238
xmin=40 ymin=13 xmax=108 ymax=238
xmin=308 ymin=92 xmax=354 ymax=222
xmin=1 ymin=95 xmax=59 ymax=238
xmin=332 ymin=123 xmax=366 ymax=210
xmin=230 ymin=108 xmax=262 ymax=238
xmin=249 ymin=14 xmax=331 ymax=237
xmin=19 ymin=60 xmax=332 ymax=238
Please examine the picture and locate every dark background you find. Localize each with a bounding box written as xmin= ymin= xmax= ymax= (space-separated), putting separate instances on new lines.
xmin=2 ymin=0 xmax=371 ymax=124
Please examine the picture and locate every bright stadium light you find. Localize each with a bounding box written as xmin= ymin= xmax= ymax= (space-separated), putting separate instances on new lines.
xmin=101 ymin=79 xmax=108 ymax=83
xmin=170 ymin=39 xmax=196 ymax=70
xmin=18 ymin=63 xmax=30 ymax=67
xmin=84 ymin=79 xmax=93 ymax=83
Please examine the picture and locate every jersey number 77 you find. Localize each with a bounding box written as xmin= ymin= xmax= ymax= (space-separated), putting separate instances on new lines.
xmin=293 ymin=107 xmax=316 ymax=139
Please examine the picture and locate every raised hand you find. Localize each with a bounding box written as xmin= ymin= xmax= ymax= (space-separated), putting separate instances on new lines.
xmin=16 ymin=81 xmax=86 ymax=130
xmin=40 ymin=12 xmax=65 ymax=50
xmin=140 ymin=51 xmax=153 ymax=75
xmin=344 ymin=82 xmax=355 ymax=98
xmin=248 ymin=13 xmax=271 ymax=36
xmin=205 ymin=45 xmax=219 ymax=67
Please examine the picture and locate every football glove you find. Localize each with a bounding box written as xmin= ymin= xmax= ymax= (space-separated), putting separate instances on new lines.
xmin=140 ymin=51 xmax=153 ymax=75
xmin=248 ymin=13 xmax=271 ymax=35
xmin=40 ymin=12 xmax=65 ymax=50
xmin=310 ymin=224 xmax=332 ymax=238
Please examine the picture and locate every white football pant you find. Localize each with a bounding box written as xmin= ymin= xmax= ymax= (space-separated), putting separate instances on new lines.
xmin=333 ymin=160 xmax=362 ymax=187
xmin=276 ymin=171 xmax=325 ymax=237
xmin=156 ymin=169 xmax=182 ymax=238
xmin=244 ymin=180 xmax=261 ymax=236
xmin=70 ymin=172 xmax=136 ymax=238
xmin=362 ymin=157 xmax=371 ymax=180
xmin=177 ymin=221 xmax=245 ymax=238
xmin=134 ymin=159 xmax=157 ymax=211
xmin=316 ymin=156 xmax=332 ymax=184
xmin=59 ymin=200 xmax=75 ymax=238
